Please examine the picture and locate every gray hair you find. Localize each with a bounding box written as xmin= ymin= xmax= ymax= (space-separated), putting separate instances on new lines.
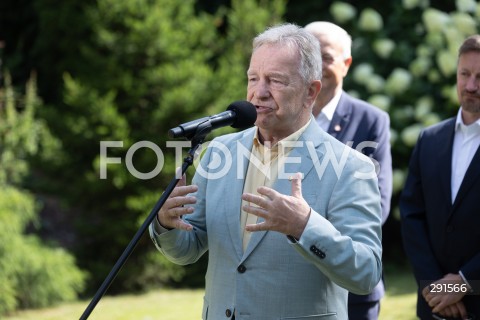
xmin=252 ymin=23 xmax=322 ymax=84
xmin=304 ymin=21 xmax=352 ymax=59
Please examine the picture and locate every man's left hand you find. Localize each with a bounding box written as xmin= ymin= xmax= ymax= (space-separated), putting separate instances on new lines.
xmin=241 ymin=172 xmax=311 ymax=239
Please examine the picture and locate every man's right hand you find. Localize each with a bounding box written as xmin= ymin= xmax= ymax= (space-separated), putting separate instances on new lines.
xmin=157 ymin=174 xmax=198 ymax=231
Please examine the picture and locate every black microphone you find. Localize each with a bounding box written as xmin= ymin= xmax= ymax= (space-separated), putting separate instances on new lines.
xmin=168 ymin=101 xmax=257 ymax=139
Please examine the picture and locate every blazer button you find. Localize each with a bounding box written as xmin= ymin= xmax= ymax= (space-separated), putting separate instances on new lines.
xmin=225 ymin=308 xmax=232 ymax=317
xmin=237 ymin=264 xmax=247 ymax=273
xmin=310 ymin=245 xmax=326 ymax=259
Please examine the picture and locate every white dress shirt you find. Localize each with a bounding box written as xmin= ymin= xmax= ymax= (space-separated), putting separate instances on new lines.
xmin=315 ymin=90 xmax=342 ymax=131
xmin=451 ymin=108 xmax=480 ymax=203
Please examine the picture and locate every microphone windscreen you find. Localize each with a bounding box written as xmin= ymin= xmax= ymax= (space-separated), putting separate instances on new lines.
xmin=227 ymin=101 xmax=257 ymax=129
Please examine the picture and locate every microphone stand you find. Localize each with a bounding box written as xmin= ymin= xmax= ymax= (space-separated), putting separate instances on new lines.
xmin=79 ymin=128 xmax=210 ymax=320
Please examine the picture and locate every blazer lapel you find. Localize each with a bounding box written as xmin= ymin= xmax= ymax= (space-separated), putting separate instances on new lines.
xmin=328 ymin=92 xmax=351 ymax=141
xmin=437 ymin=120 xmax=455 ymax=212
xmin=226 ymin=128 xmax=255 ymax=260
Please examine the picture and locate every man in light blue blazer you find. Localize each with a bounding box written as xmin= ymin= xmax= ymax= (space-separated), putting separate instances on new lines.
xmin=150 ymin=23 xmax=383 ymax=320
xmin=305 ymin=22 xmax=392 ymax=320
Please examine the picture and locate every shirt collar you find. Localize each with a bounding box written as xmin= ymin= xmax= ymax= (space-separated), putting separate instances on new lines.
xmin=253 ymin=118 xmax=311 ymax=151
xmin=320 ymin=90 xmax=343 ymax=122
xmin=455 ymin=107 xmax=480 ymax=134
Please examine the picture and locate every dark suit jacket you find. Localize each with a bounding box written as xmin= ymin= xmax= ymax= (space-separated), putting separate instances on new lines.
xmin=400 ymin=117 xmax=480 ymax=319
xmin=327 ymin=92 xmax=392 ymax=303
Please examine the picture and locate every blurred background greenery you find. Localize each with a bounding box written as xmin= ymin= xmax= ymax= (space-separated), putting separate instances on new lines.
xmin=1 ymin=0 xmax=478 ymax=317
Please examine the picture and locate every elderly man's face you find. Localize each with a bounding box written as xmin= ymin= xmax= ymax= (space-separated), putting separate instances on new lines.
xmin=311 ymin=32 xmax=350 ymax=101
xmin=246 ymin=43 xmax=319 ymax=140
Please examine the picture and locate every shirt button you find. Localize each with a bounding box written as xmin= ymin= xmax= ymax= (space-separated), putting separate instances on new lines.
xmin=237 ymin=264 xmax=247 ymax=273
xmin=225 ymin=309 xmax=232 ymax=317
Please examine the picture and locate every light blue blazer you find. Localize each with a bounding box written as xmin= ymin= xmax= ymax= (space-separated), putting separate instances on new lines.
xmin=150 ymin=120 xmax=383 ymax=320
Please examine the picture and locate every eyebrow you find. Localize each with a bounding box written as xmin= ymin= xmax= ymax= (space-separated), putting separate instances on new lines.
xmin=247 ymin=70 xmax=289 ymax=78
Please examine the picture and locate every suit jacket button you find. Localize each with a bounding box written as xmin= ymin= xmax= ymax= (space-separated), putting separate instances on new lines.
xmin=446 ymin=225 xmax=454 ymax=233
xmin=225 ymin=309 xmax=232 ymax=317
xmin=237 ymin=264 xmax=246 ymax=273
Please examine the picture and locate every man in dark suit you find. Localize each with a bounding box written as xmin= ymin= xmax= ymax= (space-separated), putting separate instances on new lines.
xmin=400 ymin=35 xmax=480 ymax=320
xmin=305 ymin=21 xmax=392 ymax=320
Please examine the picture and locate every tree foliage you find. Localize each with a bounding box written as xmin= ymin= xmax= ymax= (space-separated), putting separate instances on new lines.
xmin=2 ymin=0 xmax=285 ymax=297
xmin=0 ymin=74 xmax=86 ymax=316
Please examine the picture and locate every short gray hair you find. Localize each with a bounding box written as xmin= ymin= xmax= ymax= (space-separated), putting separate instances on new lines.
xmin=304 ymin=21 xmax=352 ymax=59
xmin=252 ymin=23 xmax=322 ymax=84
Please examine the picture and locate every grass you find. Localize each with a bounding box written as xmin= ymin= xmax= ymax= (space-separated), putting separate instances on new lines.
xmin=379 ymin=265 xmax=418 ymax=320
xmin=4 ymin=289 xmax=204 ymax=320
xmin=5 ymin=266 xmax=418 ymax=320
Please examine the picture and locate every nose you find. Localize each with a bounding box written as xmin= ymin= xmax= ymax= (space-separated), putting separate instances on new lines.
xmin=466 ymin=76 xmax=479 ymax=92
xmin=253 ymin=79 xmax=271 ymax=99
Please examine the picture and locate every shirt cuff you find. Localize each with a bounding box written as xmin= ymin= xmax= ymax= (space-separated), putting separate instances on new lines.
xmin=459 ymin=270 xmax=474 ymax=293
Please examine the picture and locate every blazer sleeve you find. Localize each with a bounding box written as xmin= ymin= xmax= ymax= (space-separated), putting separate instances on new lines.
xmin=290 ymin=150 xmax=383 ymax=295
xmin=148 ymin=144 xmax=212 ymax=266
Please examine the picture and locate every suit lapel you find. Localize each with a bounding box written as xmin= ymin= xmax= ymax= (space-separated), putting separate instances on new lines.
xmin=226 ymin=129 xmax=255 ymax=260
xmin=328 ymin=92 xmax=351 ymax=141
xmin=437 ymin=120 xmax=455 ymax=212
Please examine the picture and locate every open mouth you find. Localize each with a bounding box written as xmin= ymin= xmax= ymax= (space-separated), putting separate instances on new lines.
xmin=255 ymin=105 xmax=273 ymax=113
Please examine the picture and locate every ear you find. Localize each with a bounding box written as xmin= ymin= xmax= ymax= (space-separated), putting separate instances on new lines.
xmin=305 ymin=79 xmax=322 ymax=108
xmin=343 ymin=56 xmax=353 ymax=77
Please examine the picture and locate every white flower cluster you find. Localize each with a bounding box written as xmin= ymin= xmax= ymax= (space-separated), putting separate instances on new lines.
xmin=327 ymin=0 xmax=479 ymax=152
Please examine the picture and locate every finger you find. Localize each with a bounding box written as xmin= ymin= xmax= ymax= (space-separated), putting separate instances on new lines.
xmin=242 ymin=192 xmax=269 ymax=208
xmin=256 ymin=186 xmax=278 ymax=200
xmin=422 ymin=285 xmax=431 ymax=299
xmin=242 ymin=203 xmax=267 ymax=219
xmin=439 ymin=305 xmax=454 ymax=318
xmin=424 ymin=290 xmax=435 ymax=303
xmin=171 ymin=184 xmax=198 ymax=198
xmin=168 ymin=205 xmax=195 ymax=217
xmin=448 ymin=305 xmax=459 ymax=319
xmin=432 ymin=298 xmax=449 ymax=314
xmin=245 ymin=221 xmax=266 ymax=232
xmin=167 ymin=194 xmax=197 ymax=209
xmin=290 ymin=172 xmax=303 ymax=198
xmin=455 ymin=301 xmax=468 ymax=319
xmin=175 ymin=219 xmax=193 ymax=231
xmin=428 ymin=296 xmax=439 ymax=308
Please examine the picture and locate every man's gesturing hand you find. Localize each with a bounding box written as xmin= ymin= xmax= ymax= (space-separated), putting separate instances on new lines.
xmin=157 ymin=174 xmax=198 ymax=231
xmin=241 ymin=172 xmax=311 ymax=239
